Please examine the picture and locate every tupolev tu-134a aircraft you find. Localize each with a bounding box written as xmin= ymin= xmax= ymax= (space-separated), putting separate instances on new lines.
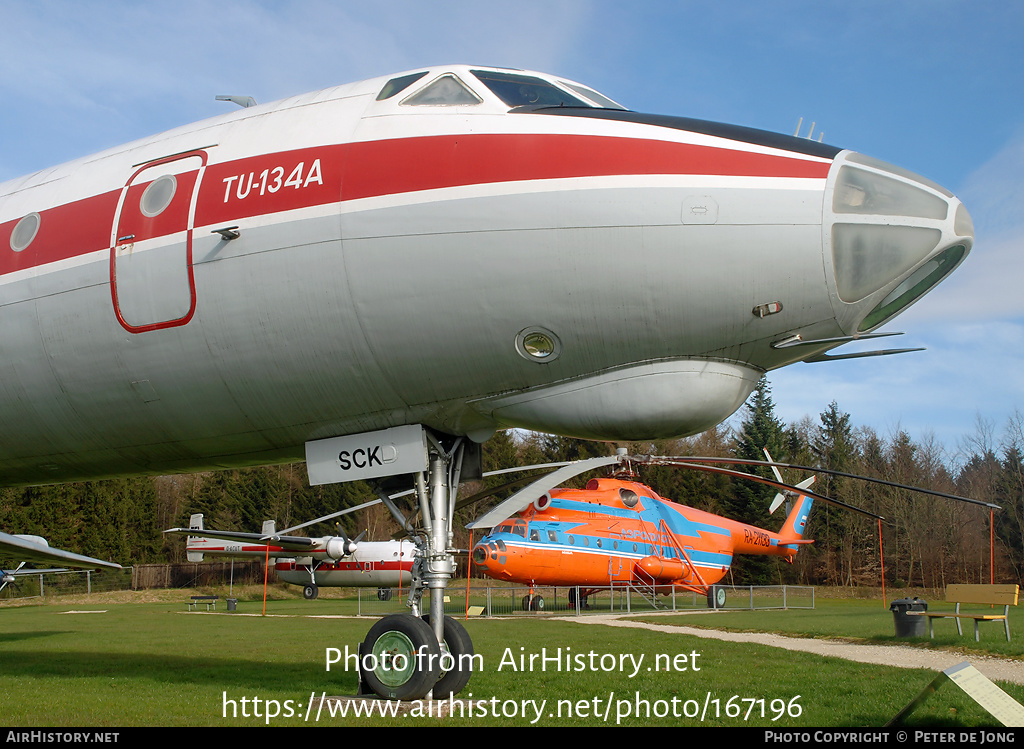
xmin=0 ymin=65 xmax=972 ymax=700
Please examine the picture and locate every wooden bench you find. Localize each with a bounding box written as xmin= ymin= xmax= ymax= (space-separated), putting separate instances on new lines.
xmin=911 ymin=584 xmax=1018 ymax=642
xmin=188 ymin=595 xmax=219 ymax=611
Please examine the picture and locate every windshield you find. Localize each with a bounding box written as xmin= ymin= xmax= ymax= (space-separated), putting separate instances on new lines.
xmin=559 ymin=80 xmax=625 ymax=109
xmin=471 ymin=69 xmax=589 ymax=108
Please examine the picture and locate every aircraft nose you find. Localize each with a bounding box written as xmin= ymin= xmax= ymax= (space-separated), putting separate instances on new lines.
xmin=472 ymin=539 xmax=508 ymax=574
xmin=824 ymin=152 xmax=973 ymax=333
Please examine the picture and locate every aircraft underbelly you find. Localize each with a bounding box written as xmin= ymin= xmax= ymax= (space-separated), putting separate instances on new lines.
xmin=275 ymin=567 xmax=410 ymax=587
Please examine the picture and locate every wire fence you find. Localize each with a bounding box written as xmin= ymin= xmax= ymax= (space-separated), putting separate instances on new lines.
xmin=357 ymin=584 xmax=815 ymax=617
xmin=0 ymin=561 xmax=264 ymax=601
xmin=0 ymin=567 xmax=134 ymax=599
xmin=0 ymin=564 xmax=814 ymax=616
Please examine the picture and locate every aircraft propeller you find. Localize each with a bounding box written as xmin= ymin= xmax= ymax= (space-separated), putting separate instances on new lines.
xmin=0 ymin=570 xmax=17 ymax=593
xmin=0 ymin=562 xmax=27 ymax=594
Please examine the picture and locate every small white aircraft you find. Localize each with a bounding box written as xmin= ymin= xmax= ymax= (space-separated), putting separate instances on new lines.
xmin=165 ymin=514 xmax=414 ymax=599
xmin=0 ymin=531 xmax=122 ymax=592
xmin=0 ymin=64 xmax=974 ymax=699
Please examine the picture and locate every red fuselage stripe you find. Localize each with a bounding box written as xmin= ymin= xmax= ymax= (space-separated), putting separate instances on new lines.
xmin=1 ymin=133 xmax=829 ymax=278
xmin=274 ymin=560 xmax=413 ymax=571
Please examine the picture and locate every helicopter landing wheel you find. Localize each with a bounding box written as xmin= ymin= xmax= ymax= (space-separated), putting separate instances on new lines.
xmin=707 ymin=585 xmax=726 ymax=609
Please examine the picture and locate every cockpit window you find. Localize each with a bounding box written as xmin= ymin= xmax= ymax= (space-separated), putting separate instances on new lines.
xmin=401 ymin=74 xmax=482 ymax=106
xmin=471 ymin=69 xmax=589 ymax=108
xmin=558 ymin=81 xmax=625 ymax=110
xmin=377 ymin=71 xmax=428 ymax=101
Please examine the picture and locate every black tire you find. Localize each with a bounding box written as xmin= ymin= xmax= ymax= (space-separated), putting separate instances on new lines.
xmin=707 ymin=585 xmax=726 ymax=609
xmin=422 ymin=614 xmax=474 ymax=697
xmin=303 ymin=584 xmax=318 ymax=600
xmin=360 ymin=614 xmax=441 ymax=700
xmin=522 ymin=595 xmax=532 ymax=611
xmin=377 ymin=587 xmax=393 ymax=601
xmin=530 ymin=595 xmax=545 ymax=611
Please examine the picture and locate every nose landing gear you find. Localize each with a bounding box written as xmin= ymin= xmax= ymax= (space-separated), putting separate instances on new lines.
xmin=319 ymin=427 xmax=474 ymax=701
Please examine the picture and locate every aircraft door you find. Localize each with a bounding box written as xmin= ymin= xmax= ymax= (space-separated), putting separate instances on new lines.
xmin=111 ymin=152 xmax=207 ymax=333
xmin=607 ymin=533 xmax=625 ymax=580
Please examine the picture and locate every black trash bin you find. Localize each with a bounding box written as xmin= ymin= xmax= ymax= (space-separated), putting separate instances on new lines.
xmin=890 ymin=597 xmax=927 ymax=637
xmin=227 ymin=598 xmax=237 ymax=612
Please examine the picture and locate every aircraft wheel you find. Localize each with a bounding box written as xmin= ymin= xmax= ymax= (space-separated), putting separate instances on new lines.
xmin=422 ymin=614 xmax=474 ymax=697
xmin=530 ymin=595 xmax=545 ymax=611
xmin=568 ymin=588 xmax=589 ymax=610
xmin=303 ymin=584 xmax=319 ymax=600
xmin=707 ymin=585 xmax=726 ymax=609
xmin=377 ymin=587 xmax=393 ymax=601
xmin=360 ymin=614 xmax=441 ymax=701
xmin=522 ymin=595 xmax=532 ymax=611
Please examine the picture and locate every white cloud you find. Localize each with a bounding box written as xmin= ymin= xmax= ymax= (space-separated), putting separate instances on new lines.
xmin=0 ymin=0 xmax=595 ymax=178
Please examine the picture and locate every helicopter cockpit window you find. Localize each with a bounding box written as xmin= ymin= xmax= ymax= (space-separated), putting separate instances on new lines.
xmin=401 ymin=74 xmax=483 ymax=106
xmin=471 ymin=69 xmax=589 ymax=108
xmin=511 ymin=520 xmax=527 ymax=538
xmin=377 ymin=71 xmax=428 ymax=101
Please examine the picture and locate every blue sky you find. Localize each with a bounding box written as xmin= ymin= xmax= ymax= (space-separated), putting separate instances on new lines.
xmin=2 ymin=0 xmax=1021 ymax=460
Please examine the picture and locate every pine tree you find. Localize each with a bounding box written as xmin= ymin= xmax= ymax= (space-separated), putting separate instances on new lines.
xmin=805 ymin=402 xmax=861 ymax=585
xmin=729 ymin=377 xmax=787 ymax=584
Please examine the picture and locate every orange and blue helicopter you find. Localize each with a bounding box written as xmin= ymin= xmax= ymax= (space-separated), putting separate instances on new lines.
xmin=466 ymin=452 xmax=992 ymax=610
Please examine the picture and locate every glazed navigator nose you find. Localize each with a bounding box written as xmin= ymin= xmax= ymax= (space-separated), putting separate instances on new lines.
xmin=823 ymin=152 xmax=973 ymax=334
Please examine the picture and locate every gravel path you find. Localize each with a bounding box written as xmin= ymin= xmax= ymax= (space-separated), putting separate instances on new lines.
xmin=574 ymin=614 xmax=1024 ymax=685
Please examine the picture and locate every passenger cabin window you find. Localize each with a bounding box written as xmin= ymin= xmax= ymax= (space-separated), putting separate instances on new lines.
xmin=377 ymin=71 xmax=428 ymax=101
xmin=401 ymin=74 xmax=482 ymax=106
xmin=140 ymin=175 xmax=177 ymax=218
xmin=471 ymin=69 xmax=589 ymax=108
xmin=10 ymin=212 xmax=40 ymax=252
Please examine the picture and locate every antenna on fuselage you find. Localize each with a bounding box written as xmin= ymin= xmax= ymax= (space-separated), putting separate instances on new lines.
xmin=794 ymin=117 xmax=824 ymax=142
xmin=216 ymin=95 xmax=258 ymax=109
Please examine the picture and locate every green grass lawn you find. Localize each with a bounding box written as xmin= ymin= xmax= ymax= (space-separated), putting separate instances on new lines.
xmin=636 ymin=596 xmax=1024 ymax=657
xmin=1 ymin=590 xmax=1022 ymax=727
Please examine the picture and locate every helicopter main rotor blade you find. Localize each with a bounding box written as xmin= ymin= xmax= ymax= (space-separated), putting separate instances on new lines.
xmin=626 ymin=456 xmax=883 ymax=519
xmin=467 ymin=455 xmax=622 ymax=529
xmin=635 ymin=455 xmax=999 ymax=511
